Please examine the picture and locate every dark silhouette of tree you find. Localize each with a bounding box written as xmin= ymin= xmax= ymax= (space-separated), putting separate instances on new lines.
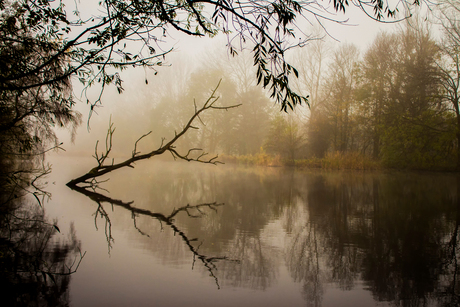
xmin=377 ymin=24 xmax=454 ymax=169
xmin=0 ymin=0 xmax=81 ymax=153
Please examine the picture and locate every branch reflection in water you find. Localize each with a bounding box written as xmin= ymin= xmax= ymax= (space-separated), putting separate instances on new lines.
xmin=67 ymin=183 xmax=239 ymax=289
xmin=0 ymin=161 xmax=84 ymax=306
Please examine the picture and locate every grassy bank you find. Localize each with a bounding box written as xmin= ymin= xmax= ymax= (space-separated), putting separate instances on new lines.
xmin=220 ymin=151 xmax=382 ymax=170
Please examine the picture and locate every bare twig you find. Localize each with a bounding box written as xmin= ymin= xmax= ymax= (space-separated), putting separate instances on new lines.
xmin=132 ymin=131 xmax=152 ymax=158
xmin=94 ymin=202 xmax=114 ymax=253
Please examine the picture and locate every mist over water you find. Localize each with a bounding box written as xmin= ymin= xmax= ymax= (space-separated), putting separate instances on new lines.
xmin=42 ymin=156 xmax=460 ymax=307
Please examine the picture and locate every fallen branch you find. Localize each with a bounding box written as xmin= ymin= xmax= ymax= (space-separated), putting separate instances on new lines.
xmin=67 ymin=81 xmax=240 ymax=187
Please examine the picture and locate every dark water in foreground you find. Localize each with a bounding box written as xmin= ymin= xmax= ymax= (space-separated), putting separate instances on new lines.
xmin=35 ymin=156 xmax=460 ymax=306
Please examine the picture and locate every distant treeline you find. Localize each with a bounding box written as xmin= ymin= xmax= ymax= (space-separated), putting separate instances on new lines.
xmin=73 ymin=18 xmax=460 ymax=171
xmin=122 ymin=20 xmax=454 ymax=171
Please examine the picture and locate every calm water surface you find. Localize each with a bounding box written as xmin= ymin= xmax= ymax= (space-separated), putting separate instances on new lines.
xmin=42 ymin=155 xmax=460 ymax=307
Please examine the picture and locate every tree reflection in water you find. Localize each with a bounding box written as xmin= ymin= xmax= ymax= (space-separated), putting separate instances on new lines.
xmin=113 ymin=165 xmax=460 ymax=306
xmin=43 ymin=162 xmax=460 ymax=306
xmin=0 ymin=148 xmax=84 ymax=307
xmin=286 ymin=221 xmax=324 ymax=307
xmin=217 ymin=231 xmax=278 ymax=290
xmin=285 ymin=172 xmax=460 ymax=307
xmin=1 ymin=178 xmax=84 ymax=306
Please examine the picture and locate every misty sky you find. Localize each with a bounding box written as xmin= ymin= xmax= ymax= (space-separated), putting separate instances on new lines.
xmin=172 ymin=2 xmax=419 ymax=56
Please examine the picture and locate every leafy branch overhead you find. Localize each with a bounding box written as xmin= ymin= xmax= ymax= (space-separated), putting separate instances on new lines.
xmin=0 ymin=0 xmax=422 ymax=114
xmin=67 ymin=81 xmax=240 ymax=186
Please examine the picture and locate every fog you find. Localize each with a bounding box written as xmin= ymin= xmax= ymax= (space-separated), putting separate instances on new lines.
xmin=4 ymin=2 xmax=457 ymax=306
xmin=53 ymin=3 xmax=442 ymax=170
xmin=59 ymin=46 xmax=280 ymax=160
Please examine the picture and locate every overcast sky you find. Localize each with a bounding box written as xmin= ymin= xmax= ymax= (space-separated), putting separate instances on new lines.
xmin=170 ymin=2 xmax=434 ymax=57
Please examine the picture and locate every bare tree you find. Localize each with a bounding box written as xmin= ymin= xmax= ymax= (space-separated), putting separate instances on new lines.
xmin=323 ymin=43 xmax=360 ymax=153
xmin=67 ymin=82 xmax=240 ymax=187
xmin=359 ymin=32 xmax=399 ymax=158
xmin=289 ymin=33 xmax=331 ymax=158
xmin=435 ymin=0 xmax=460 ymax=168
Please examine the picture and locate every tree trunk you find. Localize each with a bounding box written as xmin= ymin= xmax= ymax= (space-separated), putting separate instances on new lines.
xmin=456 ymin=108 xmax=460 ymax=171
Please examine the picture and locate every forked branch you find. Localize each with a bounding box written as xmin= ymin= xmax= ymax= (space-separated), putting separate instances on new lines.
xmin=67 ymin=81 xmax=240 ymax=187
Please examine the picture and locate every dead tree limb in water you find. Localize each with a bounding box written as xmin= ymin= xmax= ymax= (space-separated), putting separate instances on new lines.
xmin=67 ymin=81 xmax=240 ymax=187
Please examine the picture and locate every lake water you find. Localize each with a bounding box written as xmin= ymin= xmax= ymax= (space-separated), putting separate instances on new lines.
xmin=39 ymin=155 xmax=460 ymax=306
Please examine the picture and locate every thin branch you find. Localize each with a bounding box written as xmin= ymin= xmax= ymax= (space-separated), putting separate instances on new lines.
xmin=67 ymin=81 xmax=240 ymax=187
xmin=133 ymin=131 xmax=152 ymax=157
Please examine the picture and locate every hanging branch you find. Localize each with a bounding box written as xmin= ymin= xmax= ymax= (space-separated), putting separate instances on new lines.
xmin=67 ymin=81 xmax=241 ymax=187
